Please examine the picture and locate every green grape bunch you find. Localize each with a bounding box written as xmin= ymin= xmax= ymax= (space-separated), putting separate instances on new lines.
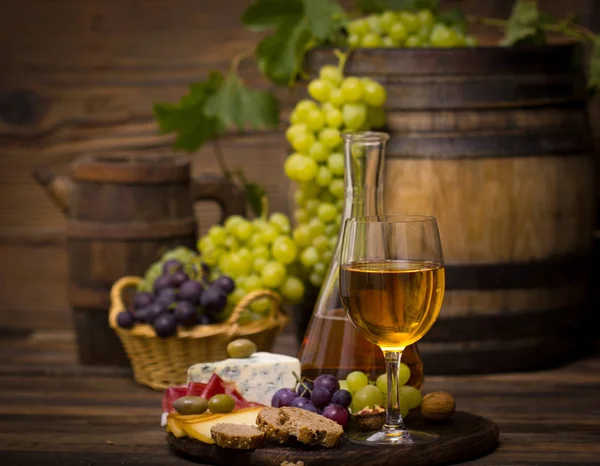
xmin=347 ymin=9 xmax=477 ymax=48
xmin=197 ymin=212 xmax=306 ymax=324
xmin=284 ymin=54 xmax=388 ymax=288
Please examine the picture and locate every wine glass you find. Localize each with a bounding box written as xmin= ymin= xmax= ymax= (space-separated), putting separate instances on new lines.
xmin=339 ymin=215 xmax=445 ymax=445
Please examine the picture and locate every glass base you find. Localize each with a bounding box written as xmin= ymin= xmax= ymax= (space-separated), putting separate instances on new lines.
xmin=348 ymin=428 xmax=438 ymax=446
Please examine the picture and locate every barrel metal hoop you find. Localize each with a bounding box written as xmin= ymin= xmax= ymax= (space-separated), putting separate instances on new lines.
xmin=445 ymin=253 xmax=590 ymax=290
xmin=66 ymin=218 xmax=196 ymax=239
xmin=386 ymin=132 xmax=593 ymax=159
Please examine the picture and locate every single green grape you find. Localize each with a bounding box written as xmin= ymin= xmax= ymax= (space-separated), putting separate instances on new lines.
xmin=400 ymin=385 xmax=423 ymax=410
xmin=293 ymin=224 xmax=312 ymax=248
xmin=382 ymin=36 xmax=395 ymax=47
xmin=340 ymin=77 xmax=364 ymax=103
xmin=399 ymin=362 xmax=411 ymax=385
xmin=346 ymin=370 xmax=369 ymax=393
xmin=308 ymin=141 xmax=329 ymax=162
xmin=316 ymin=166 xmax=333 ymax=187
xmin=307 ymin=217 xmax=325 ymax=237
xmin=294 ymin=208 xmax=310 ymax=225
xmin=319 ymin=64 xmax=343 ymax=86
xmin=300 ymin=246 xmax=319 ymax=267
xmin=252 ymin=257 xmax=267 ymax=274
xmin=342 ymin=102 xmax=367 ymax=131
xmin=366 ymin=14 xmax=383 ymax=35
xmin=328 ymin=179 xmax=345 ymax=199
xmin=228 ymin=253 xmax=252 ymax=277
xmin=224 ymin=215 xmax=245 ymax=233
xmin=268 ymin=212 xmax=291 ymax=233
xmin=325 ymin=107 xmax=343 ymax=129
xmin=319 ymin=128 xmax=342 ymax=149
xmin=417 ymin=9 xmax=435 ymax=29
xmin=347 ymin=18 xmax=369 ymax=36
xmin=261 ymin=261 xmax=287 ymax=288
xmin=362 ymin=79 xmax=387 ymax=107
xmin=234 ymin=220 xmax=253 ymax=242
xmin=398 ymin=11 xmax=420 ymax=33
xmin=405 ymin=35 xmax=422 ymax=48
xmin=290 ymin=131 xmax=316 ymax=153
xmin=271 ymin=236 xmax=298 ymax=264
xmin=347 ymin=33 xmax=361 ymax=48
xmin=317 ymin=202 xmax=337 ymax=223
xmin=329 ymin=88 xmax=345 ymax=108
xmin=279 ymin=275 xmax=305 ymax=302
xmin=327 ymin=152 xmax=345 ymax=176
xmin=312 ymin=235 xmax=329 ymax=253
xmin=308 ymin=78 xmax=332 ymax=102
xmin=312 ymin=261 xmax=326 ymax=276
xmin=362 ymin=32 xmax=383 ymax=48
xmin=286 ymin=123 xmax=308 ymax=143
xmin=305 ymin=108 xmax=325 ymax=132
xmin=208 ymin=225 xmax=227 ymax=246
xmin=309 ymin=272 xmax=324 ymax=287
xmin=261 ymin=224 xmax=280 ymax=244
xmin=352 ymin=384 xmax=384 ymax=412
xmin=305 ymin=199 xmax=319 ymax=214
xmin=376 ymin=373 xmax=387 ymax=393
xmin=284 ymin=154 xmax=318 ymax=182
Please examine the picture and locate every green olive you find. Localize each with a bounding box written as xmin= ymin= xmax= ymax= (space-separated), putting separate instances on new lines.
xmin=173 ymin=396 xmax=208 ymax=415
xmin=227 ymin=338 xmax=257 ymax=358
xmin=208 ymin=394 xmax=235 ymax=414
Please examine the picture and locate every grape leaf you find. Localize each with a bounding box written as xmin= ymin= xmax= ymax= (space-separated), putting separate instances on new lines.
xmin=588 ymin=41 xmax=600 ymax=93
xmin=204 ymin=74 xmax=279 ymax=130
xmin=302 ymin=0 xmax=343 ymax=40
xmin=242 ymin=0 xmax=303 ymax=31
xmin=153 ymin=72 xmax=224 ymax=152
xmin=256 ymin=17 xmax=313 ymax=85
xmin=501 ymin=0 xmax=546 ymax=46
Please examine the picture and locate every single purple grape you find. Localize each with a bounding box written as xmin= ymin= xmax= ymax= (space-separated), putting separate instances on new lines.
xmin=322 ymin=404 xmax=349 ymax=427
xmin=271 ymin=388 xmax=298 ymax=408
xmin=162 ymin=259 xmax=183 ymax=274
xmin=133 ymin=306 xmax=152 ymax=323
xmin=153 ymin=313 xmax=177 ymax=338
xmin=212 ymin=275 xmax=235 ymax=294
xmin=153 ymin=274 xmax=175 ymax=294
xmin=156 ymin=288 xmax=179 ymax=308
xmin=314 ymin=374 xmax=340 ymax=395
xmin=301 ymin=402 xmax=320 ymax=414
xmin=171 ymin=270 xmax=189 ymax=287
xmin=174 ymin=301 xmax=197 ymax=327
xmin=296 ymin=381 xmax=313 ymax=398
xmin=200 ymin=287 xmax=227 ymax=314
xmin=146 ymin=302 xmax=169 ymax=324
xmin=310 ymin=387 xmax=331 ymax=408
xmin=132 ymin=292 xmax=154 ymax=310
xmin=291 ymin=397 xmax=311 ymax=409
xmin=331 ymin=389 xmax=352 ymax=409
xmin=116 ymin=311 xmax=135 ymax=329
xmin=179 ymin=280 xmax=204 ymax=305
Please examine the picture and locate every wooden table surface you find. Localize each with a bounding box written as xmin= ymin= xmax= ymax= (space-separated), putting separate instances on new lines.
xmin=1 ymin=330 xmax=599 ymax=465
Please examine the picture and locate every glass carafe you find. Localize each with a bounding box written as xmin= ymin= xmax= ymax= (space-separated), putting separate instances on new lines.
xmin=298 ymin=132 xmax=424 ymax=388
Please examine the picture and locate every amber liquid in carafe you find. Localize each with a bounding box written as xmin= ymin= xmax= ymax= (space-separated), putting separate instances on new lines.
xmin=299 ymin=309 xmax=424 ymax=389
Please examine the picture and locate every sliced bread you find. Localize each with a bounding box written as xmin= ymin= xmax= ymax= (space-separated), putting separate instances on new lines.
xmin=210 ymin=423 xmax=265 ymax=450
xmin=257 ymin=407 xmax=343 ymax=448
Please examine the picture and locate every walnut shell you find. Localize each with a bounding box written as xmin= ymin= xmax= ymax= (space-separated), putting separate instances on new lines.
xmin=352 ymin=406 xmax=385 ymax=431
xmin=421 ymin=391 xmax=455 ymax=421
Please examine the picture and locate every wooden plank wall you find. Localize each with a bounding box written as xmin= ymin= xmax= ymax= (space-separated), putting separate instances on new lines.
xmin=0 ymin=0 xmax=597 ymax=331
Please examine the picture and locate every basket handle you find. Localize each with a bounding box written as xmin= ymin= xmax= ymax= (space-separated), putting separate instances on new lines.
xmin=108 ymin=276 xmax=142 ymax=328
xmin=225 ymin=289 xmax=284 ymax=337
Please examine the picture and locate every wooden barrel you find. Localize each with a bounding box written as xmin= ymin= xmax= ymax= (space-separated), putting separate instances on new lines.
xmin=36 ymin=152 xmax=245 ymax=366
xmin=307 ymin=44 xmax=595 ymax=374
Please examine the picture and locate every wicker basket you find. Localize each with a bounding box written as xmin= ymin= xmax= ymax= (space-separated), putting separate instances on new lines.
xmin=108 ymin=276 xmax=288 ymax=390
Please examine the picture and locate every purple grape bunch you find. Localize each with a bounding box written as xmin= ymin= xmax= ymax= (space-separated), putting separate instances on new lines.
xmin=116 ymin=251 xmax=237 ymax=338
xmin=270 ymin=374 xmax=351 ymax=427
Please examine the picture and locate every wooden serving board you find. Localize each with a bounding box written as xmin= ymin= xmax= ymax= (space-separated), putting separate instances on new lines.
xmin=167 ymin=411 xmax=499 ymax=466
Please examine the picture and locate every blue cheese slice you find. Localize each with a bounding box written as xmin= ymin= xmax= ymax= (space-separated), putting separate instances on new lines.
xmin=187 ymin=352 xmax=301 ymax=406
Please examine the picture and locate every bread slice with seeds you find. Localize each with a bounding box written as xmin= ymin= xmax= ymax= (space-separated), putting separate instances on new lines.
xmin=210 ymin=423 xmax=265 ymax=450
xmin=257 ymin=407 xmax=343 ymax=448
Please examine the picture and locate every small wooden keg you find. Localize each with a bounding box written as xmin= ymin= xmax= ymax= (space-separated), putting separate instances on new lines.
xmin=34 ymin=152 xmax=245 ymax=365
xmin=307 ymin=44 xmax=595 ymax=373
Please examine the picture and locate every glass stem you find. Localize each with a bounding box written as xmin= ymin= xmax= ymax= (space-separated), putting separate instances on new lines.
xmin=383 ymin=350 xmax=407 ymax=431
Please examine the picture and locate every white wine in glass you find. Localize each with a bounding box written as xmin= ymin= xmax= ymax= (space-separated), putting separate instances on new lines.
xmin=340 ymin=215 xmax=445 ymax=445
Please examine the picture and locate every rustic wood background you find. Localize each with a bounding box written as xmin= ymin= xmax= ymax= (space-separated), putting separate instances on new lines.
xmin=0 ymin=0 xmax=598 ymax=331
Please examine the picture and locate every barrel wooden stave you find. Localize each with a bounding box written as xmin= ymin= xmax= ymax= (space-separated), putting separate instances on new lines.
xmin=307 ymin=44 xmax=595 ymax=374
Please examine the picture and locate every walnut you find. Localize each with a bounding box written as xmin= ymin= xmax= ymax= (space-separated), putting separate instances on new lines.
xmin=421 ymin=391 xmax=455 ymax=421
